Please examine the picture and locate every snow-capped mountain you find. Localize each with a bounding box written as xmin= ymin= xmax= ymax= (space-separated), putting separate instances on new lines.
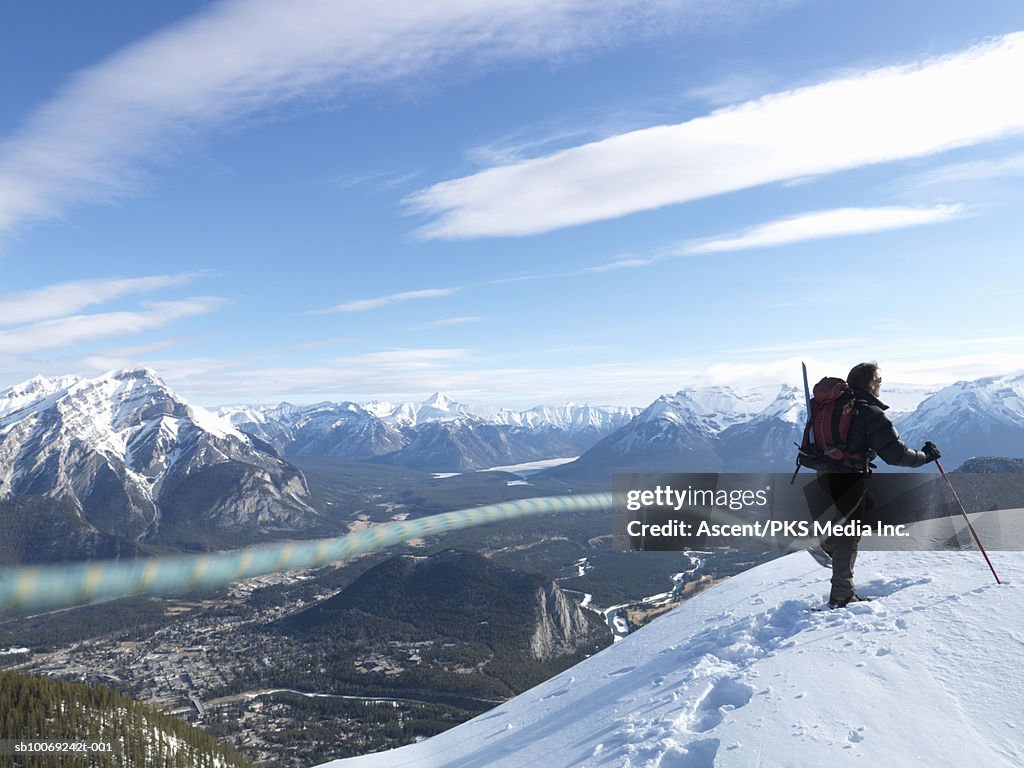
xmin=717 ymin=385 xmax=805 ymax=471
xmin=16 ymin=367 xmax=1023 ymax=517
xmin=222 ymin=394 xmax=639 ymax=471
xmin=655 ymin=385 xmax=780 ymax=431
xmin=216 ymin=401 xmax=306 ymax=451
xmin=372 ymin=418 xmax=566 ymax=471
xmin=542 ymin=385 xmax=797 ymax=479
xmin=371 ymin=392 xmax=478 ymax=427
xmin=487 ymin=403 xmax=641 ymax=435
xmin=286 ymin=402 xmax=409 ymax=459
xmin=546 ymin=373 xmax=1024 ymax=482
xmin=220 ymin=400 xmax=408 ymax=459
xmin=0 ymin=369 xmax=316 ymax=557
xmin=320 ymin=549 xmax=1023 ymax=768
xmin=898 ymin=373 xmax=1024 ymax=469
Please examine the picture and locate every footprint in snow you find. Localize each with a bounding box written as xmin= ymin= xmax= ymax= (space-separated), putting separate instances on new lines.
xmin=687 ymin=677 xmax=754 ymax=733
xmin=656 ymin=738 xmax=720 ymax=768
xmin=860 ymin=575 xmax=932 ymax=598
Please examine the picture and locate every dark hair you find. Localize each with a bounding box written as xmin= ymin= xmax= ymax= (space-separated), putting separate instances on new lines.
xmin=847 ymin=361 xmax=879 ymax=391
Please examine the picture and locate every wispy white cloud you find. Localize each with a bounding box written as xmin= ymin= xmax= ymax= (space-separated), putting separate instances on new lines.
xmin=466 ymin=125 xmax=600 ymax=168
xmin=685 ymin=71 xmax=775 ymax=107
xmin=722 ymin=338 xmax=865 ymax=356
xmin=0 ymin=272 xmax=204 ymax=326
xmin=411 ymin=31 xmax=1024 ymax=239
xmin=313 ymin=287 xmax=458 ymax=314
xmin=95 ymin=338 xmax=188 ymax=358
xmin=65 ymin=344 xmax=182 ymax=375
xmin=480 ymin=205 xmax=963 ymax=287
xmin=347 ymin=348 xmax=472 ymax=369
xmin=148 ymin=346 xmax=1024 ymax=409
xmin=904 ymin=151 xmax=1024 ymax=188
xmin=293 ymin=337 xmax=357 ymax=349
xmin=0 ymin=0 xmax=757 ymax=234
xmin=584 ymin=258 xmax=658 ymax=272
xmin=483 ymin=255 xmax=660 ymax=286
xmin=334 ymin=169 xmax=423 ymax=192
xmin=692 ymin=349 xmax=1024 ymax=394
xmin=679 ymin=204 xmax=967 ymax=254
xmin=0 ymin=298 xmax=226 ymax=355
xmin=410 ymin=316 xmax=482 ymax=331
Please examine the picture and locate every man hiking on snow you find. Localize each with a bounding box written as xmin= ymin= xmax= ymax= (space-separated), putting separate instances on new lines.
xmin=814 ymin=362 xmax=941 ymax=608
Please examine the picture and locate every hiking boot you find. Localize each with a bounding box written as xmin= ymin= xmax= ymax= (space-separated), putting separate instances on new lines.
xmin=807 ymin=544 xmax=833 ymax=569
xmin=828 ymin=593 xmax=871 ymax=610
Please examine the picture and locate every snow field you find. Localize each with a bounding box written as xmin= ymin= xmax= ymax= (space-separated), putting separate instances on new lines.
xmin=321 ymin=550 xmax=1023 ymax=768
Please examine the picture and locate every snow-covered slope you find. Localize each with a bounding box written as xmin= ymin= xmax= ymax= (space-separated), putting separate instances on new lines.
xmin=899 ymin=373 xmax=1024 ymax=469
xmin=320 ymin=550 xmax=1022 ymax=768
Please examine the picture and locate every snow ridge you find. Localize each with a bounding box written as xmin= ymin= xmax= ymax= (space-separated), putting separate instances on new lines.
xmin=321 ymin=550 xmax=1023 ymax=768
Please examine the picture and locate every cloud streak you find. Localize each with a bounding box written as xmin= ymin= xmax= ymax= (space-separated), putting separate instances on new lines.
xmin=0 ymin=0 xmax=739 ymax=234
xmin=313 ymin=288 xmax=458 ymax=314
xmin=680 ymin=204 xmax=967 ymax=254
xmin=410 ymin=316 xmax=483 ymax=330
xmin=904 ymin=151 xmax=1024 ymax=188
xmin=479 ymin=205 xmax=965 ymax=286
xmin=0 ymin=298 xmax=225 ymax=356
xmin=411 ymin=31 xmax=1024 ymax=239
xmin=0 ymin=273 xmax=204 ymax=326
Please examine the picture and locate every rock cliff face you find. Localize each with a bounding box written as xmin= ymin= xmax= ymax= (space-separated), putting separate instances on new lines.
xmin=530 ymin=581 xmax=598 ymax=660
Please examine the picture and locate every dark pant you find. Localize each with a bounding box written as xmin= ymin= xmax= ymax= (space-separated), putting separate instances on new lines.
xmin=817 ymin=473 xmax=874 ymax=603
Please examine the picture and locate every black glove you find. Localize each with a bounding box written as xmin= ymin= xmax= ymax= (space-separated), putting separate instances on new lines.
xmin=922 ymin=441 xmax=941 ymax=462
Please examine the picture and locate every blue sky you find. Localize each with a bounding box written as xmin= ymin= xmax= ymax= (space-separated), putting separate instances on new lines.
xmin=2 ymin=0 xmax=1024 ymax=408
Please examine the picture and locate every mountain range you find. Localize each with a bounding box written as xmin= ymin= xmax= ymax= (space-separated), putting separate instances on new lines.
xmin=218 ymin=394 xmax=640 ymax=470
xmin=2 ymin=368 xmax=1023 ymax=560
xmin=542 ymin=374 xmax=1024 ymax=482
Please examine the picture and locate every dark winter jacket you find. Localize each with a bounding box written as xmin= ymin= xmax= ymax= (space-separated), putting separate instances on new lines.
xmin=846 ymin=389 xmax=928 ymax=470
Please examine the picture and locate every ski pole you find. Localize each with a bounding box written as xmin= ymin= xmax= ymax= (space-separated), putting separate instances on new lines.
xmin=934 ymin=458 xmax=1001 ymax=584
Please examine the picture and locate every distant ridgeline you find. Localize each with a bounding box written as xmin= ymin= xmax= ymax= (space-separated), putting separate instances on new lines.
xmin=956 ymin=457 xmax=1024 ymax=473
xmin=0 ymin=670 xmax=252 ymax=768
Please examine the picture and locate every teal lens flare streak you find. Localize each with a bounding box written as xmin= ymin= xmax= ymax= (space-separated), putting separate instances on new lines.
xmin=0 ymin=493 xmax=612 ymax=616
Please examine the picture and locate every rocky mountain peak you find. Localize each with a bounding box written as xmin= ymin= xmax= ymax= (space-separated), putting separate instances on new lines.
xmin=0 ymin=370 xmax=316 ymax=558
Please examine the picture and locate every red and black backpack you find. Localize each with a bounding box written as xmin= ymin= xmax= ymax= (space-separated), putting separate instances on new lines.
xmin=794 ymin=377 xmax=870 ymax=476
